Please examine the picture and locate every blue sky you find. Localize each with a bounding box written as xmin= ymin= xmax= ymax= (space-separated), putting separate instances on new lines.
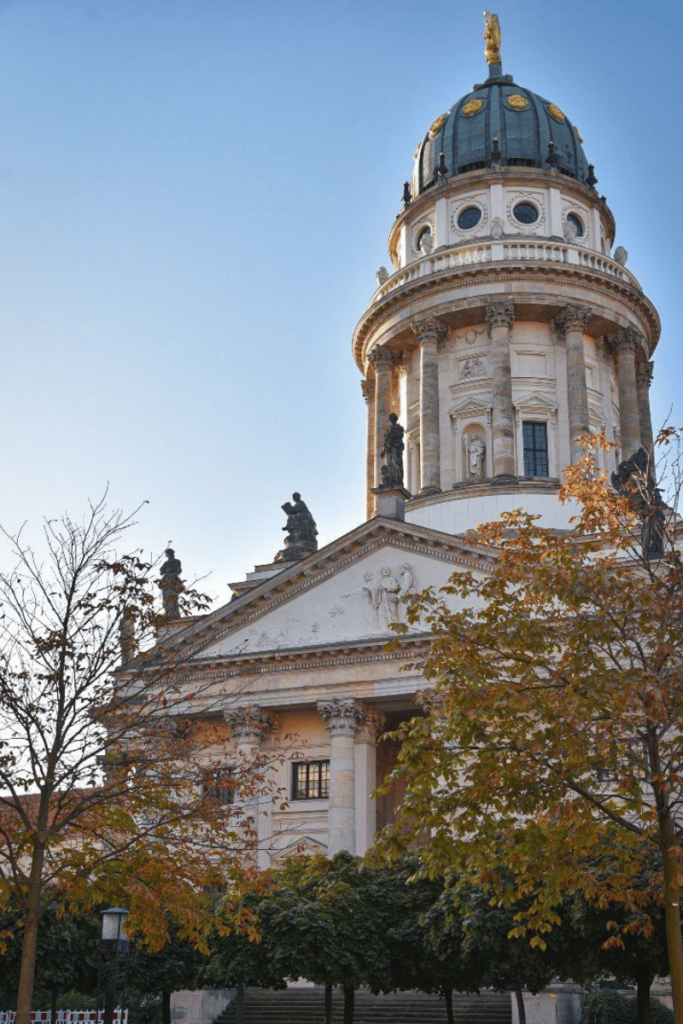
xmin=0 ymin=0 xmax=681 ymax=604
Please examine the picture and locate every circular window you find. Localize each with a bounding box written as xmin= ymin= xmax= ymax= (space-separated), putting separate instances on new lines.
xmin=566 ymin=213 xmax=584 ymax=237
xmin=513 ymin=202 xmax=539 ymax=225
xmin=457 ymin=206 xmax=482 ymax=230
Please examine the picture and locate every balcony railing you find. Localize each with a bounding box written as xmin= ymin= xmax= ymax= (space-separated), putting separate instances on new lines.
xmin=369 ymin=241 xmax=640 ymax=306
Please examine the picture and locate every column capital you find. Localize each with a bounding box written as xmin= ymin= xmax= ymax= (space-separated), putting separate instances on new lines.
xmin=636 ymin=360 xmax=654 ymax=388
xmin=596 ymin=336 xmax=615 ymax=362
xmin=360 ymin=378 xmax=375 ymax=402
xmin=224 ymin=705 xmax=276 ymax=745
xmin=318 ymin=697 xmax=367 ymax=737
xmin=553 ymin=303 xmax=592 ymax=336
xmin=356 ymin=708 xmax=386 ymax=742
xmin=485 ymin=300 xmax=515 ymax=333
xmin=410 ymin=315 xmax=447 ymax=344
xmin=615 ymin=326 xmax=644 ymax=355
xmin=368 ymin=347 xmax=402 ymax=372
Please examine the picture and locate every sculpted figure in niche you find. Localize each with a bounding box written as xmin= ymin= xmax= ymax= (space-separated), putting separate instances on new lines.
xmin=418 ymin=227 xmax=433 ymax=256
xmin=159 ymin=547 xmax=184 ymax=619
xmin=380 ymin=413 xmax=405 ymax=488
xmin=464 ymin=431 xmax=486 ymax=478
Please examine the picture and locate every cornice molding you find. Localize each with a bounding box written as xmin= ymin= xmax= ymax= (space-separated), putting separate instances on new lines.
xmin=178 ymin=634 xmax=430 ymax=682
xmin=354 ymin=262 xmax=659 ymax=369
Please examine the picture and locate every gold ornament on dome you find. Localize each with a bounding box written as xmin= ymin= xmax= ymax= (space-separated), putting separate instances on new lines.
xmin=548 ymin=103 xmax=566 ymax=122
xmin=428 ymin=112 xmax=449 ymax=137
xmin=483 ymin=10 xmax=502 ymax=65
xmin=462 ymin=98 xmax=485 ymax=116
xmin=574 ymin=124 xmax=584 ymax=143
xmin=507 ymin=93 xmax=528 ymax=110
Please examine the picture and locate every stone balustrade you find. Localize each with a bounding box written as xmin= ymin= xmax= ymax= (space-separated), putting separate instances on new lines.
xmin=368 ymin=241 xmax=640 ymax=306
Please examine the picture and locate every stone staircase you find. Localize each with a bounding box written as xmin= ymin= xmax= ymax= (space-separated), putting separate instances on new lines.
xmin=218 ymin=987 xmax=512 ymax=1024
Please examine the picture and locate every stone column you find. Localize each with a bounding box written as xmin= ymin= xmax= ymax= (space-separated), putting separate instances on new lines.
xmin=224 ymin=705 xmax=276 ymax=869
xmin=361 ymin=378 xmax=375 ymax=519
xmin=486 ymin=301 xmax=516 ymax=479
xmin=636 ymin=360 xmax=655 ymax=455
xmin=368 ymin=349 xmax=396 ymax=498
xmin=354 ymin=709 xmax=385 ymax=855
xmin=615 ymin=328 xmax=643 ymax=460
xmin=317 ymin=697 xmax=366 ymax=856
xmin=554 ymin=304 xmax=592 ymax=463
xmin=411 ymin=315 xmax=447 ymax=495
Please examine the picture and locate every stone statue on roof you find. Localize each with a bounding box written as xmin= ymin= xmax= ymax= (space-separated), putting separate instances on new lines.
xmin=159 ymin=547 xmax=184 ymax=619
xmin=275 ymin=493 xmax=318 ymax=562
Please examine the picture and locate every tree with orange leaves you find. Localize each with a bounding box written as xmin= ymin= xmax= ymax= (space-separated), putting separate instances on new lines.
xmin=382 ymin=434 xmax=683 ymax=1024
xmin=0 ymin=499 xmax=269 ymax=1024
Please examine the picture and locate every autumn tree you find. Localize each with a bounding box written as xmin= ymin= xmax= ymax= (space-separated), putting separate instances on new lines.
xmin=0 ymin=500 xmax=267 ymax=1024
xmin=382 ymin=435 xmax=683 ymax=1024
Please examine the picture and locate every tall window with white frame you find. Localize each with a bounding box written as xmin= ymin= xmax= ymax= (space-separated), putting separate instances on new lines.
xmin=523 ymin=421 xmax=549 ymax=477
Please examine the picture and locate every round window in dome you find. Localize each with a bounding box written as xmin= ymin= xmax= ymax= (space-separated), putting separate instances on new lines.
xmin=513 ymin=202 xmax=539 ymax=225
xmin=457 ymin=206 xmax=482 ymax=230
xmin=566 ymin=213 xmax=584 ymax=237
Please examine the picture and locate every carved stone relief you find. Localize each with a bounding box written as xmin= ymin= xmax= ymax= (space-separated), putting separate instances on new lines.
xmin=459 ymin=355 xmax=487 ymax=380
xmin=452 ymin=327 xmax=486 ymax=348
xmin=343 ymin=564 xmax=416 ymax=631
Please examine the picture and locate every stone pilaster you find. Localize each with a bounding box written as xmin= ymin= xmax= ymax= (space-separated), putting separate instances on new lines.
xmin=224 ymin=706 xmax=276 ymax=868
xmin=554 ymin=304 xmax=592 ymax=463
xmin=636 ymin=360 xmax=655 ymax=456
xmin=486 ymin=301 xmax=516 ymax=478
xmin=317 ymin=697 xmax=366 ymax=856
xmin=354 ymin=709 xmax=385 ymax=855
xmin=615 ymin=328 xmax=643 ymax=460
xmin=411 ymin=315 xmax=447 ymax=495
xmin=361 ymin=378 xmax=375 ymax=519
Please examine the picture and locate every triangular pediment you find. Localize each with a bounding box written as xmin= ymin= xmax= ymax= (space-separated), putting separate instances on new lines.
xmin=514 ymin=391 xmax=558 ymax=412
xmin=449 ymin=397 xmax=490 ymax=417
xmin=163 ymin=518 xmax=493 ymax=662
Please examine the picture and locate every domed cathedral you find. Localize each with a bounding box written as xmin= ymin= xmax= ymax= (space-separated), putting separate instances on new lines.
xmin=155 ymin=15 xmax=663 ymax=899
xmin=356 ymin=11 xmax=659 ymax=531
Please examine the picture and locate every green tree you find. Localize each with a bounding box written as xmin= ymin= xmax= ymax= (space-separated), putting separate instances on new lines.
xmin=128 ymin=925 xmax=207 ymax=1024
xmin=0 ymin=500 xmax=267 ymax=1024
xmin=382 ymin=437 xmax=683 ymax=1023
xmin=0 ymin=904 xmax=99 ymax=1014
xmin=244 ymin=853 xmax=393 ymax=1024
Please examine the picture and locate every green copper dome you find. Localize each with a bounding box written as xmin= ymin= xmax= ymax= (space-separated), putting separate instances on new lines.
xmin=412 ymin=66 xmax=593 ymax=196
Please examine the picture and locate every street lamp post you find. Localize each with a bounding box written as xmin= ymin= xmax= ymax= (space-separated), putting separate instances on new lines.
xmin=99 ymin=908 xmax=129 ymax=1024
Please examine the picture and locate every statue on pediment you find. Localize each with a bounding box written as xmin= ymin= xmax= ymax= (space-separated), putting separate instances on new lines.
xmin=275 ymin=492 xmax=318 ymax=562
xmin=159 ymin=547 xmax=184 ymax=619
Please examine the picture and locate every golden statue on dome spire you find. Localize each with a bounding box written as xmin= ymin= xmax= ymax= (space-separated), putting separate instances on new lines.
xmin=483 ymin=11 xmax=502 ymax=65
